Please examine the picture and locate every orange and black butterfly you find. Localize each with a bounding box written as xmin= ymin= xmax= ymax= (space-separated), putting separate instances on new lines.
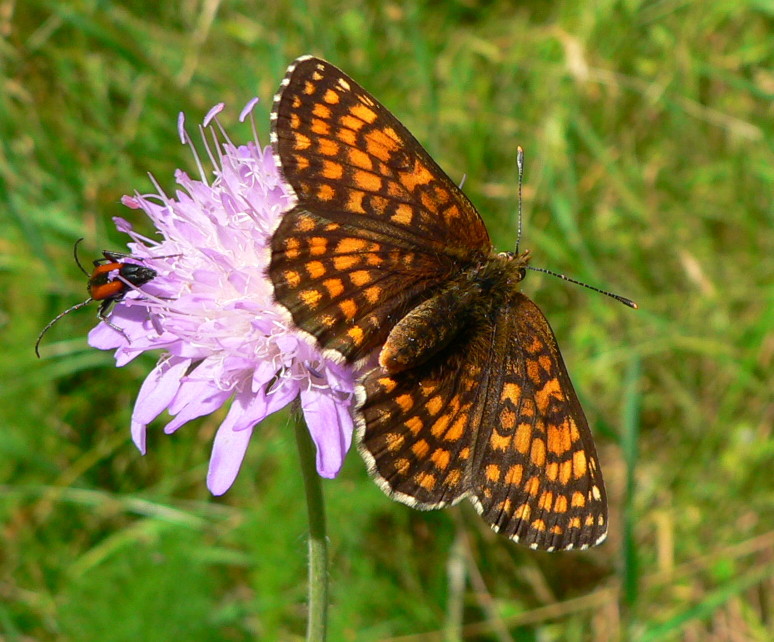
xmin=269 ymin=56 xmax=633 ymax=550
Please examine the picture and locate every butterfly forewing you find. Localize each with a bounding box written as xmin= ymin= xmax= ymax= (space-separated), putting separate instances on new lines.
xmin=269 ymin=55 xmax=610 ymax=551
xmin=271 ymin=56 xmax=490 ymax=256
xmin=270 ymin=208 xmax=466 ymax=361
xmin=270 ymin=56 xmax=493 ymax=363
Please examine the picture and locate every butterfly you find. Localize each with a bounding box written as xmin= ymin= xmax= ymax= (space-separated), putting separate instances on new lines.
xmin=268 ymin=55 xmax=622 ymax=551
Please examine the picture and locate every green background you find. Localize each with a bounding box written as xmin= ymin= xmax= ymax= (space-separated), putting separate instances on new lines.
xmin=2 ymin=1 xmax=772 ymax=640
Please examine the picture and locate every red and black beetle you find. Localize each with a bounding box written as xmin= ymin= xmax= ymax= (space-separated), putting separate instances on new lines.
xmin=35 ymin=239 xmax=157 ymax=357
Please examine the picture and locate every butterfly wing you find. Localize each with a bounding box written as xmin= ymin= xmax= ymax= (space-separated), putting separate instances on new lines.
xmin=269 ymin=56 xmax=491 ymax=362
xmin=359 ymin=292 xmax=607 ymax=551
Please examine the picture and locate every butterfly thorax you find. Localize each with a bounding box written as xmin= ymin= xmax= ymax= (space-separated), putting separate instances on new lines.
xmin=379 ymin=249 xmax=531 ymax=374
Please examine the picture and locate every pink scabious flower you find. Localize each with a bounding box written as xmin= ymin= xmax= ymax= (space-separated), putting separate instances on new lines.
xmin=88 ymin=100 xmax=356 ymax=494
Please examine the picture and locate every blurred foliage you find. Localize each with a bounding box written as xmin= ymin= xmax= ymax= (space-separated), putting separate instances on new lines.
xmin=1 ymin=0 xmax=772 ymax=640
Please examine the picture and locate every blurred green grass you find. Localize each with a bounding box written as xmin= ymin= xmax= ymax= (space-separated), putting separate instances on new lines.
xmin=2 ymin=1 xmax=772 ymax=640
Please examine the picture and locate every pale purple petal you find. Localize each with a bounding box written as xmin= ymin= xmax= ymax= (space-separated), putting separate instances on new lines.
xmin=301 ymin=385 xmax=354 ymax=478
xmin=207 ymin=420 xmax=254 ymax=495
xmin=130 ymin=357 xmax=191 ymax=452
xmin=88 ymin=102 xmax=359 ymax=494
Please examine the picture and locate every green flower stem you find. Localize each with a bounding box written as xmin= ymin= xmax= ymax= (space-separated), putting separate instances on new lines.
xmin=294 ymin=414 xmax=329 ymax=642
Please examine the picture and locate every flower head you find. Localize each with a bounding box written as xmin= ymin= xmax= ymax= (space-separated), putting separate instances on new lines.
xmin=89 ymin=101 xmax=356 ymax=494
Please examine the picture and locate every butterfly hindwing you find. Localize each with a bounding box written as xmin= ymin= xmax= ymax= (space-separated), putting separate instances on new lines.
xmin=358 ymin=291 xmax=607 ymax=551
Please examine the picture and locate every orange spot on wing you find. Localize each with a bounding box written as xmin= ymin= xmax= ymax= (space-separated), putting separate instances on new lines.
xmin=299 ymin=289 xmax=322 ymax=308
xmin=548 ymin=422 xmax=572 ymax=455
xmin=530 ymin=439 xmax=546 ymax=467
xmin=305 ymin=261 xmax=326 ymax=279
xmin=339 ymin=299 xmax=357 ymax=319
xmin=294 ymin=132 xmax=312 ymax=150
xmin=347 ymin=147 xmax=373 ymax=170
xmin=569 ymin=517 xmax=582 ymax=529
xmin=341 ymin=114 xmax=365 ymax=131
xmin=350 ymin=103 xmax=377 ymax=124
xmin=391 ymin=203 xmax=414 ymax=225
xmin=336 ymin=238 xmax=368 ymax=254
xmin=490 ymin=431 xmax=511 ymax=451
xmin=535 ymin=377 xmax=563 ymax=412
xmin=283 ymin=270 xmax=301 ymax=288
xmin=399 ymin=162 xmax=433 ymax=193
xmin=405 ymin=416 xmax=423 ymax=436
xmin=412 ymin=439 xmax=429 ymax=457
xmin=395 ymin=394 xmax=413 ymax=412
xmin=296 ymin=215 xmax=316 ymax=232
xmin=353 ymin=169 xmax=383 ymax=193
xmin=333 ymin=254 xmax=360 ymax=271
xmin=415 ymin=471 xmax=436 ymax=491
xmin=559 ymin=460 xmax=573 ymax=485
xmin=426 ymin=396 xmax=443 ymax=416
xmin=573 ymin=450 xmax=588 ymax=479
xmin=283 ymin=237 xmax=301 ymax=259
xmin=364 ymin=286 xmax=381 ymax=304
xmin=395 ymin=458 xmax=410 ymax=475
xmin=515 ymin=422 xmax=532 ymax=454
xmin=350 ymin=270 xmax=372 ymax=286
xmin=431 ymin=449 xmax=450 ymax=470
xmin=505 ymin=464 xmax=523 ymax=486
xmin=446 ymin=414 xmax=467 ymax=441
xmin=317 ymin=184 xmax=335 ymax=201
xmin=337 ymin=128 xmax=356 ymax=146
xmin=377 ymin=377 xmax=397 ymax=393
xmin=385 ymin=432 xmax=404 ymax=451
xmin=309 ymin=237 xmax=328 ymax=256
xmin=312 ymin=103 xmax=331 ymax=119
xmin=430 ymin=413 xmax=450 ymax=437
xmin=323 ymin=278 xmax=344 ymax=298
xmin=311 ymin=118 xmax=330 ymax=136
xmin=344 ymin=189 xmax=366 ymax=213
xmin=292 ymin=154 xmax=310 ymax=171
xmin=514 ymin=503 xmax=531 ymax=521
xmin=321 ymin=159 xmax=343 ymax=178
xmin=531 ymin=519 xmax=547 ymax=532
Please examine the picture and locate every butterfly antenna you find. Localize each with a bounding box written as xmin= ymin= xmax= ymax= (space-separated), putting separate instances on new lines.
xmin=527 ymin=265 xmax=638 ymax=308
xmin=514 ymin=146 xmax=524 ymax=255
xmin=73 ymin=238 xmax=90 ymax=277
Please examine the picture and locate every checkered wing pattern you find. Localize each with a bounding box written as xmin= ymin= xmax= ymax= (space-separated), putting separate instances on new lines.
xmin=270 ymin=56 xmax=610 ymax=551
xmin=359 ymin=293 xmax=607 ymax=551
xmin=270 ymin=56 xmax=490 ymax=362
